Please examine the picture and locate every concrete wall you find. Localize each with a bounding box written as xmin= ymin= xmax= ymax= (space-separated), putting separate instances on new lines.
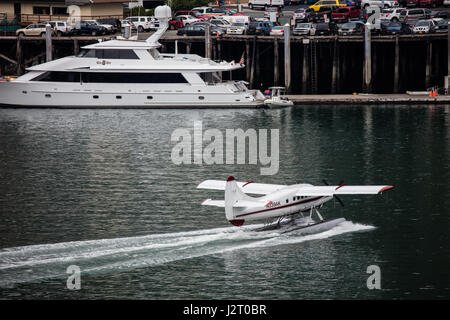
xmin=0 ymin=2 xmax=15 ymax=21
xmin=0 ymin=1 xmax=123 ymax=23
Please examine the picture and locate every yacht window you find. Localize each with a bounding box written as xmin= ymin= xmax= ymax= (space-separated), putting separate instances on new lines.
xmin=82 ymin=72 xmax=188 ymax=83
xmin=32 ymin=71 xmax=80 ymax=82
xmin=77 ymin=49 xmax=139 ymax=59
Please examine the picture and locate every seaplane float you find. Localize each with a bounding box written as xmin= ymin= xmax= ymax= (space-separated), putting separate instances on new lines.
xmin=197 ymin=176 xmax=393 ymax=234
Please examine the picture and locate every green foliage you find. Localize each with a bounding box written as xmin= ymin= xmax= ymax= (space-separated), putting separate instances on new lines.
xmin=168 ymin=0 xmax=211 ymax=12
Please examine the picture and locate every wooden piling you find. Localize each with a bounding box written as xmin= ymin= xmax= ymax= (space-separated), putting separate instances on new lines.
xmin=273 ymin=38 xmax=279 ymax=86
xmin=73 ymin=39 xmax=79 ymax=56
xmin=284 ymin=25 xmax=291 ymax=93
xmin=363 ymin=22 xmax=372 ymax=93
xmin=250 ymin=36 xmax=256 ymax=89
xmin=45 ymin=24 xmax=52 ymax=62
xmin=425 ymin=40 xmax=431 ymax=89
xmin=302 ymin=39 xmax=309 ymax=94
xmin=186 ymin=42 xmax=191 ymax=54
xmin=331 ymin=37 xmax=339 ymax=94
xmin=245 ymin=40 xmax=250 ymax=82
xmin=394 ymin=35 xmax=399 ymax=93
xmin=205 ymin=25 xmax=212 ymax=59
xmin=16 ymin=38 xmax=23 ymax=75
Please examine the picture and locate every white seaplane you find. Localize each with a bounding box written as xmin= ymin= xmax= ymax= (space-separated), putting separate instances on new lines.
xmin=197 ymin=176 xmax=393 ymax=234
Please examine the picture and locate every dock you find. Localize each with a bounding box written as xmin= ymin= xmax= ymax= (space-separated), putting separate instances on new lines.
xmin=0 ymin=31 xmax=449 ymax=95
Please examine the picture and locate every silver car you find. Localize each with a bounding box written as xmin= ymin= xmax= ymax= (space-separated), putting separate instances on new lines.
xmin=227 ymin=22 xmax=247 ymax=35
xmin=293 ymin=22 xmax=316 ymax=36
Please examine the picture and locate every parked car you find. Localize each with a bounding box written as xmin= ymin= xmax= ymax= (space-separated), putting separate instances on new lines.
xmin=292 ymin=22 xmax=316 ymax=35
xmin=209 ymin=18 xmax=232 ymax=32
xmin=309 ymin=0 xmax=347 ymax=12
xmin=315 ymin=22 xmax=338 ymax=35
xmin=44 ymin=21 xmax=72 ymax=36
xmin=361 ymin=0 xmax=399 ymax=8
xmin=435 ymin=18 xmax=450 ymax=33
xmin=246 ymin=21 xmax=273 ymax=35
xmin=270 ymin=25 xmax=285 ymax=35
xmin=380 ymin=21 xmax=412 ymax=34
xmin=431 ymin=10 xmax=450 ymax=20
xmin=126 ymin=16 xmax=159 ymax=32
xmin=293 ymin=8 xmax=315 ymax=22
xmin=174 ymin=10 xmax=208 ymax=21
xmin=84 ymin=20 xmax=114 ymax=34
xmin=74 ymin=21 xmax=107 ymax=36
xmin=338 ymin=21 xmax=365 ymax=35
xmin=248 ymin=0 xmax=284 ymax=10
xmin=412 ymin=19 xmax=436 ymax=33
xmin=177 ymin=22 xmax=225 ymax=36
xmin=16 ymin=23 xmax=55 ymax=37
xmin=191 ymin=6 xmax=227 ymax=17
xmin=380 ymin=8 xmax=406 ymax=22
xmin=399 ymin=8 xmax=431 ymax=22
xmin=97 ymin=18 xmax=121 ymax=33
xmin=169 ymin=17 xmax=184 ymax=30
xmin=331 ymin=6 xmax=361 ymax=22
xmin=177 ymin=15 xmax=201 ymax=26
xmin=311 ymin=6 xmax=335 ymax=22
xmin=227 ymin=22 xmax=248 ymax=34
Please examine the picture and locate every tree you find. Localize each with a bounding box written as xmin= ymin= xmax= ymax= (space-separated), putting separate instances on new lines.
xmin=167 ymin=0 xmax=210 ymax=12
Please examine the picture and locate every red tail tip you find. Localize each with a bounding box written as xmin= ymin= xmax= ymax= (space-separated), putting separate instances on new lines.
xmin=227 ymin=176 xmax=235 ymax=182
xmin=229 ymin=219 xmax=245 ymax=227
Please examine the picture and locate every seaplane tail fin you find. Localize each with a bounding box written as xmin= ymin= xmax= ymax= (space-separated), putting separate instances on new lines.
xmin=225 ymin=176 xmax=256 ymax=226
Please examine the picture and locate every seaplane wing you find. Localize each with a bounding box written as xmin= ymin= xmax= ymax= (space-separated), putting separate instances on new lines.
xmin=197 ymin=180 xmax=286 ymax=195
xmin=295 ymin=185 xmax=394 ymax=196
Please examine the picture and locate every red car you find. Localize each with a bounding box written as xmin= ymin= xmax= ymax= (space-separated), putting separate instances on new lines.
xmin=169 ymin=17 xmax=184 ymax=30
xmin=331 ymin=6 xmax=361 ymax=23
xmin=174 ymin=10 xmax=208 ymax=21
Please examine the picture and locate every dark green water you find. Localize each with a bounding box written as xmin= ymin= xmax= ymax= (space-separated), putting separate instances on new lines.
xmin=0 ymin=105 xmax=449 ymax=299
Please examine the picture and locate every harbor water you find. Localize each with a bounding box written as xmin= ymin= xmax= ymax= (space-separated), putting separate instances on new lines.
xmin=0 ymin=105 xmax=449 ymax=299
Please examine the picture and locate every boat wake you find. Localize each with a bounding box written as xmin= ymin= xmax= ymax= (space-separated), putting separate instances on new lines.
xmin=0 ymin=221 xmax=374 ymax=288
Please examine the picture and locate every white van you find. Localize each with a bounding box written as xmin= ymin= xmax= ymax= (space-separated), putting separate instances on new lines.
xmin=248 ymin=0 xmax=284 ymax=9
xmin=220 ymin=15 xmax=253 ymax=25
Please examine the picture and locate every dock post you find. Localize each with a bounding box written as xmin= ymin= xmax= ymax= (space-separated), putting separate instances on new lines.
xmin=73 ymin=39 xmax=79 ymax=56
xmin=16 ymin=38 xmax=23 ymax=75
xmin=425 ymin=40 xmax=431 ymax=89
xmin=283 ymin=24 xmax=291 ymax=93
xmin=250 ymin=36 xmax=256 ymax=89
xmin=45 ymin=23 xmax=52 ymax=62
xmin=363 ymin=22 xmax=372 ymax=93
xmin=331 ymin=37 xmax=339 ymax=94
xmin=186 ymin=42 xmax=191 ymax=54
xmin=274 ymin=38 xmax=279 ymax=86
xmin=302 ymin=39 xmax=309 ymax=94
xmin=394 ymin=35 xmax=399 ymax=93
xmin=205 ymin=25 xmax=212 ymax=59
xmin=246 ymin=40 xmax=250 ymax=82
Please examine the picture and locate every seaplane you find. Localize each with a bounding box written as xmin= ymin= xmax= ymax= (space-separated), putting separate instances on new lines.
xmin=197 ymin=176 xmax=394 ymax=234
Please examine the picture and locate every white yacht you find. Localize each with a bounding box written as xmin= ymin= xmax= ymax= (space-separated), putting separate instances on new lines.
xmin=0 ymin=6 xmax=264 ymax=108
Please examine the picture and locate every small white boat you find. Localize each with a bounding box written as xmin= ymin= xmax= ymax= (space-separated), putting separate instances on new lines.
xmin=263 ymin=86 xmax=294 ymax=108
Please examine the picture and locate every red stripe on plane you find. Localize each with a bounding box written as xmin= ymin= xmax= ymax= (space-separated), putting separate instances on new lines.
xmin=242 ymin=181 xmax=254 ymax=188
xmin=236 ymin=196 xmax=325 ymax=218
xmin=379 ymin=186 xmax=394 ymax=193
xmin=335 ymin=184 xmax=346 ymax=190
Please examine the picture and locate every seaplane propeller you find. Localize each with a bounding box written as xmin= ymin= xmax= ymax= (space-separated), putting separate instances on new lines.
xmin=322 ymin=179 xmax=345 ymax=207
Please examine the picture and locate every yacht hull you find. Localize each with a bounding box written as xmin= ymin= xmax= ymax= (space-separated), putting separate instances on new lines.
xmin=0 ymin=81 xmax=264 ymax=108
